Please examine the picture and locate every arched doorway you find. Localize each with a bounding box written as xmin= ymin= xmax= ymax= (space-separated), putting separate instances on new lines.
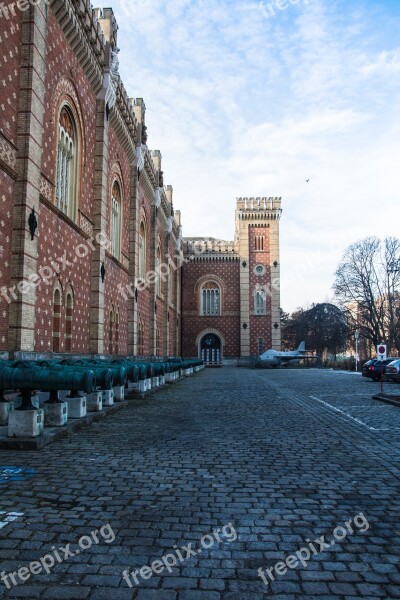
xmin=200 ymin=333 xmax=222 ymax=365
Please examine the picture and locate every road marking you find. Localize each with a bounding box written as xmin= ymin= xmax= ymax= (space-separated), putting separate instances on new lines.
xmin=309 ymin=396 xmax=400 ymax=432
xmin=0 ymin=511 xmax=24 ymax=530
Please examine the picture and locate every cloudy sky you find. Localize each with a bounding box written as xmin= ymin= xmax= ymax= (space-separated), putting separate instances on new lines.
xmin=95 ymin=0 xmax=400 ymax=313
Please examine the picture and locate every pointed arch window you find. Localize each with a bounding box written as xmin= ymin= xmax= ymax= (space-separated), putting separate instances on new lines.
xmin=201 ymin=283 xmax=221 ymax=316
xmin=109 ymin=309 xmax=114 ymax=355
xmin=110 ymin=181 xmax=122 ymax=260
xmin=156 ymin=247 xmax=161 ymax=296
xmin=65 ymin=292 xmax=73 ymax=353
xmin=138 ymin=319 xmax=145 ymax=355
xmin=139 ymin=222 xmax=146 ymax=279
xmin=55 ymin=106 xmax=78 ymax=220
xmin=52 ymin=289 xmax=62 ymax=352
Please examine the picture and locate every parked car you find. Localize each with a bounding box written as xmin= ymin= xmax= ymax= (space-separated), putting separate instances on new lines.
xmin=385 ymin=359 xmax=400 ymax=383
xmin=366 ymin=358 xmax=398 ymax=381
xmin=362 ymin=359 xmax=378 ymax=379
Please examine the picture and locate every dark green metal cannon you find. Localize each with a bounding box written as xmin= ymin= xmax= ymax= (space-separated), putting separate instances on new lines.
xmin=77 ymin=360 xmax=129 ymax=386
xmin=0 ymin=364 xmax=96 ymax=410
xmin=37 ymin=360 xmax=114 ymax=391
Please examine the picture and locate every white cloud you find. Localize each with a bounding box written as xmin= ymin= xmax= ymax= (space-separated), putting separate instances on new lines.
xmin=95 ymin=0 xmax=400 ymax=312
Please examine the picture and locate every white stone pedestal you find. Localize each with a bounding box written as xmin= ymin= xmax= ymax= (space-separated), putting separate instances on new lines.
xmin=67 ymin=396 xmax=86 ymax=418
xmin=103 ymin=390 xmax=114 ymax=406
xmin=159 ymin=375 xmax=166 ymax=385
xmin=151 ymin=377 xmax=159 ymax=389
xmin=87 ymin=391 xmax=103 ymax=412
xmin=0 ymin=402 xmax=14 ymax=425
xmin=113 ymin=386 xmax=124 ymax=401
xmin=44 ymin=402 xmax=68 ymax=426
xmin=131 ymin=380 xmax=148 ymax=394
xmin=8 ymin=409 xmax=44 ymax=437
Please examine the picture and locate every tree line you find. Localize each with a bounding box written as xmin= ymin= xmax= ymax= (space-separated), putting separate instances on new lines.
xmin=282 ymin=237 xmax=400 ymax=359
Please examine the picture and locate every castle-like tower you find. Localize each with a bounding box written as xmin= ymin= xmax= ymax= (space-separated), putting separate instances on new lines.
xmin=181 ymin=197 xmax=282 ymax=362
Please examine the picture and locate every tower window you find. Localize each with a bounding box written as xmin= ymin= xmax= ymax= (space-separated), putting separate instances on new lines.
xmin=255 ymin=290 xmax=266 ymax=315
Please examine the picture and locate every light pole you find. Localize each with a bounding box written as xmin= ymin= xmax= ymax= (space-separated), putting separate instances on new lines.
xmin=355 ymin=329 xmax=360 ymax=372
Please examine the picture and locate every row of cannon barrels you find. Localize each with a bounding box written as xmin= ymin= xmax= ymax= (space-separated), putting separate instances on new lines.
xmin=0 ymin=358 xmax=204 ymax=410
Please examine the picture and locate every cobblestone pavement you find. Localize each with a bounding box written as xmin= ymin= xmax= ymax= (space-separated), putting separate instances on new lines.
xmin=0 ymin=368 xmax=400 ymax=600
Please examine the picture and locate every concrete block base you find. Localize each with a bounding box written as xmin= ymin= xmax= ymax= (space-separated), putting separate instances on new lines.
xmin=151 ymin=377 xmax=159 ymax=389
xmin=44 ymin=402 xmax=68 ymax=426
xmin=8 ymin=409 xmax=44 ymax=438
xmin=103 ymin=390 xmax=114 ymax=406
xmin=113 ymin=386 xmax=124 ymax=402
xmin=67 ymin=396 xmax=87 ymax=419
xmin=87 ymin=392 xmax=103 ymax=412
xmin=0 ymin=402 xmax=14 ymax=425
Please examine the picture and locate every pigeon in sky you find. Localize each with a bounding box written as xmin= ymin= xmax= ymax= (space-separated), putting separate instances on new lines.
xmin=305 ymin=179 xmax=310 ymax=183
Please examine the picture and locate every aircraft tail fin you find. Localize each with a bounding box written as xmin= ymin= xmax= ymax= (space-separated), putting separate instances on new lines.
xmin=297 ymin=341 xmax=306 ymax=353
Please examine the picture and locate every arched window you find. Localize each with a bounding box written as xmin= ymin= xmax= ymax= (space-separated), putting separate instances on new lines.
xmin=137 ymin=319 xmax=144 ymax=355
xmin=258 ymin=337 xmax=264 ymax=354
xmin=65 ymin=292 xmax=73 ymax=353
xmin=52 ymin=289 xmax=62 ymax=352
xmin=156 ymin=326 xmax=160 ymax=356
xmin=201 ymin=282 xmax=221 ymax=316
xmin=55 ymin=106 xmax=78 ymax=220
xmin=110 ymin=181 xmax=122 ymax=260
xmin=139 ymin=222 xmax=146 ymax=279
xmin=109 ymin=309 xmax=114 ymax=354
xmin=255 ymin=289 xmax=266 ymax=315
xmin=156 ymin=247 xmax=161 ymax=296
xmin=115 ymin=309 xmax=119 ymax=355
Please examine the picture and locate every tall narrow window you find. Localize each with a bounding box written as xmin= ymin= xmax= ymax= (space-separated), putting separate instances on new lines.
xmin=201 ymin=283 xmax=221 ymax=316
xmin=138 ymin=319 xmax=144 ymax=355
xmin=110 ymin=182 xmax=121 ymax=260
xmin=156 ymin=326 xmax=160 ymax=356
xmin=52 ymin=289 xmax=62 ymax=352
xmin=65 ymin=293 xmax=73 ymax=353
xmin=156 ymin=247 xmax=161 ymax=296
xmin=55 ymin=107 xmax=77 ymax=220
xmin=109 ymin=310 xmax=114 ymax=354
xmin=255 ymin=290 xmax=266 ymax=315
xmin=139 ymin=222 xmax=146 ymax=279
xmin=258 ymin=337 xmax=264 ymax=354
xmin=115 ymin=310 xmax=119 ymax=355
xmin=255 ymin=235 xmax=264 ymax=251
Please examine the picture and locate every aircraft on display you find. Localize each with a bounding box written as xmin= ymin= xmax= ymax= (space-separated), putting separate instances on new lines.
xmin=258 ymin=341 xmax=313 ymax=368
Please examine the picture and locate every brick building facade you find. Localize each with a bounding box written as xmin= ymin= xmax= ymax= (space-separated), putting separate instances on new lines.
xmin=0 ymin=2 xmax=282 ymax=362
xmin=182 ymin=198 xmax=282 ymax=363
xmin=0 ymin=1 xmax=181 ymax=358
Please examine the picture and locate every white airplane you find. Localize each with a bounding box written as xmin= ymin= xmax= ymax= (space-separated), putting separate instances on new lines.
xmin=258 ymin=341 xmax=311 ymax=368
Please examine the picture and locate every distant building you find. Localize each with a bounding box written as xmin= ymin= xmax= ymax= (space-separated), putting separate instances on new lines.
xmin=182 ymin=198 xmax=282 ymax=364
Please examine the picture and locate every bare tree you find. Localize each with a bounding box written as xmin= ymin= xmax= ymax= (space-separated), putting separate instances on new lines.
xmin=333 ymin=237 xmax=400 ymax=354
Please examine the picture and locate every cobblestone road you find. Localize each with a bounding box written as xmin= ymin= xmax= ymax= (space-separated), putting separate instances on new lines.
xmin=0 ymin=368 xmax=400 ymax=600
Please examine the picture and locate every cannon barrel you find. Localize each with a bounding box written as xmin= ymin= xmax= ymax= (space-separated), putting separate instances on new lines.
xmin=0 ymin=365 xmax=96 ymax=410
xmin=38 ymin=361 xmax=114 ymax=390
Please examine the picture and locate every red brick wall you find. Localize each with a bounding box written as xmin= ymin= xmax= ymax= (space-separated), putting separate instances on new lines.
xmin=41 ymin=11 xmax=97 ymax=220
xmin=182 ymin=260 xmax=241 ymax=358
xmin=0 ymin=12 xmax=23 ymax=146
xmin=0 ymin=171 xmax=15 ymax=349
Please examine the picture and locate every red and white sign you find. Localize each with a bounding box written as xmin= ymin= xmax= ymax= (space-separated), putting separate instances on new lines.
xmin=377 ymin=344 xmax=387 ymax=361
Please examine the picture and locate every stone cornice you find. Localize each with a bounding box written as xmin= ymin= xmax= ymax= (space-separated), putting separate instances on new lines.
xmin=51 ymin=0 xmax=105 ymax=91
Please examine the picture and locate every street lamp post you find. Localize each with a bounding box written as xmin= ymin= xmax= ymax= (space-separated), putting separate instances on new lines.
xmin=355 ymin=329 xmax=360 ymax=372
